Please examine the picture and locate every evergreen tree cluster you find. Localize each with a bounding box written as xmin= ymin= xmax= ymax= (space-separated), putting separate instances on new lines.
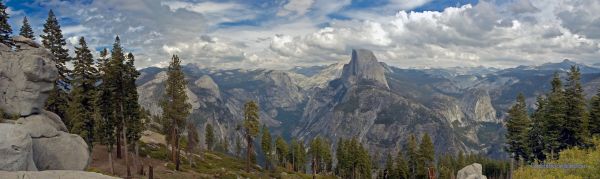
xmin=506 ymin=66 xmax=600 ymax=164
xmin=336 ymin=137 xmax=372 ymax=178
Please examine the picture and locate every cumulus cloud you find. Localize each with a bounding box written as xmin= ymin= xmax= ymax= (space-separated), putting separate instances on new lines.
xmin=20 ymin=0 xmax=600 ymax=69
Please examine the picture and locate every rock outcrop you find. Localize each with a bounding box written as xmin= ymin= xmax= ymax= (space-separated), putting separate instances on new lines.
xmin=0 ymin=170 xmax=118 ymax=179
xmin=457 ymin=163 xmax=488 ymax=179
xmin=0 ymin=124 xmax=37 ymax=171
xmin=0 ymin=38 xmax=57 ymax=116
xmin=341 ymin=49 xmax=389 ymax=89
xmin=0 ymin=36 xmax=90 ymax=171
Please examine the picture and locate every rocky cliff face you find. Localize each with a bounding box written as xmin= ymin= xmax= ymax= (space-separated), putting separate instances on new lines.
xmin=341 ymin=49 xmax=389 ymax=89
xmin=0 ymin=36 xmax=90 ymax=171
xmin=136 ymin=48 xmax=600 ymax=159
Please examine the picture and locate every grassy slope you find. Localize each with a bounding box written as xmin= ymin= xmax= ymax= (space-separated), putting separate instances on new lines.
xmin=88 ymin=142 xmax=335 ymax=179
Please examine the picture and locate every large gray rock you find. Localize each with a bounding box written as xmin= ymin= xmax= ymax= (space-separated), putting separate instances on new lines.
xmin=457 ymin=163 xmax=487 ymax=179
xmin=341 ymin=49 xmax=389 ymax=89
xmin=31 ymin=131 xmax=90 ymax=170
xmin=0 ymin=36 xmax=56 ymax=116
xmin=0 ymin=170 xmax=119 ymax=179
xmin=15 ymin=113 xmax=64 ymax=138
xmin=0 ymin=124 xmax=37 ymax=171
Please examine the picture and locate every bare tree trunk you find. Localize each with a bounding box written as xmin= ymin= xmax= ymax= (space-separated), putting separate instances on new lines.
xmin=175 ymin=130 xmax=180 ymax=171
xmin=116 ymin=127 xmax=122 ymax=159
xmin=108 ymin=147 xmax=114 ymax=175
xmin=148 ymin=166 xmax=153 ymax=179
xmin=123 ymin=117 xmax=130 ymax=178
xmin=136 ymin=143 xmax=141 ymax=175
xmin=171 ymin=126 xmax=177 ymax=163
xmin=246 ymin=134 xmax=251 ymax=172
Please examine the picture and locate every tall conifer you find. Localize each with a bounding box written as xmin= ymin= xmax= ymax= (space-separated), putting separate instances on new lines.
xmin=243 ymin=100 xmax=260 ymax=172
xmin=67 ymin=37 xmax=97 ymax=147
xmin=42 ymin=10 xmax=71 ymax=120
xmin=161 ymin=54 xmax=191 ymax=171
xmin=19 ymin=16 xmax=34 ymax=39
xmin=505 ymin=93 xmax=531 ymax=161
xmin=590 ymin=89 xmax=600 ymax=136
xmin=0 ymin=1 xmax=11 ymax=46
xmin=563 ymin=66 xmax=589 ymax=147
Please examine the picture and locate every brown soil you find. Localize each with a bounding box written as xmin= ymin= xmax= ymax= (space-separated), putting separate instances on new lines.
xmin=89 ymin=145 xmax=204 ymax=179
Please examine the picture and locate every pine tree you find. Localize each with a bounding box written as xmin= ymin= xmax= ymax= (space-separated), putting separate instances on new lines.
xmin=161 ymin=54 xmax=191 ymax=171
xmin=336 ymin=138 xmax=349 ymax=177
xmin=528 ymin=95 xmax=547 ymax=162
xmin=505 ymin=93 xmax=531 ymax=162
xmin=384 ymin=153 xmax=394 ymax=179
xmin=123 ymin=52 xmax=143 ymax=175
xmin=275 ymin=135 xmax=288 ymax=167
xmin=543 ymin=72 xmax=566 ymax=159
xmin=309 ymin=137 xmax=323 ymax=174
xmin=406 ymin=134 xmax=419 ymax=179
xmin=95 ymin=47 xmax=116 ymax=174
xmin=243 ymin=100 xmax=260 ymax=172
xmin=418 ymin=133 xmax=435 ymax=178
xmin=42 ymin=10 xmax=71 ymax=120
xmin=0 ymin=1 xmax=11 ymax=46
xmin=396 ymin=150 xmax=409 ymax=179
xmin=67 ymin=37 xmax=98 ymax=148
xmin=563 ymin=65 xmax=589 ymax=148
xmin=205 ymin=123 xmax=214 ymax=151
xmin=590 ymin=89 xmax=600 ymax=136
xmin=260 ymin=125 xmax=272 ymax=170
xmin=321 ymin=139 xmax=333 ymax=173
xmin=19 ymin=16 xmax=34 ymax=39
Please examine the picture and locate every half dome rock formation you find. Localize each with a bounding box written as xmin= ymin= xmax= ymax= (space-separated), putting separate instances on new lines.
xmin=0 ymin=36 xmax=90 ymax=171
xmin=341 ymin=49 xmax=389 ymax=89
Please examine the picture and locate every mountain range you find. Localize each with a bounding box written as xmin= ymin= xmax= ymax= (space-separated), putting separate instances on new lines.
xmin=136 ymin=49 xmax=600 ymax=159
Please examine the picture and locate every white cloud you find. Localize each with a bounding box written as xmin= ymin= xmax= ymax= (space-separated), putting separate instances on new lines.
xmin=277 ymin=0 xmax=315 ymax=17
xmin=31 ymin=0 xmax=600 ymax=69
xmin=62 ymin=25 xmax=89 ymax=35
xmin=161 ymin=1 xmax=243 ymax=14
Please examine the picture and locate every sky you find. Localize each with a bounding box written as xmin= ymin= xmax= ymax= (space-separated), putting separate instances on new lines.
xmin=4 ymin=0 xmax=600 ymax=69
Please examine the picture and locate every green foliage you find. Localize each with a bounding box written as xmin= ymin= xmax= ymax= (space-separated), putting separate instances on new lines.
xmin=42 ymin=10 xmax=71 ymax=120
xmin=95 ymin=48 xmax=116 ymax=150
xmin=243 ymin=100 xmax=260 ymax=171
xmin=0 ymin=1 xmax=11 ymax=46
xmin=288 ymin=138 xmax=306 ymax=172
xmin=19 ymin=16 xmax=34 ymax=39
xmin=67 ymin=37 xmax=98 ymax=148
xmin=406 ymin=134 xmax=419 ymax=178
xmin=543 ymin=72 xmax=567 ymax=158
xmin=562 ymin=66 xmax=589 ymax=148
xmin=418 ymin=133 xmax=435 ymax=177
xmin=505 ymin=93 xmax=532 ymax=162
xmin=527 ymin=95 xmax=548 ymax=162
xmin=335 ymin=138 xmax=371 ymax=178
xmin=309 ymin=136 xmax=332 ymax=174
xmin=275 ymin=135 xmax=288 ymax=167
xmin=205 ymin=123 xmax=215 ymax=151
xmin=590 ymin=89 xmax=600 ymax=136
xmin=261 ymin=125 xmax=272 ymax=169
xmin=514 ymin=137 xmax=600 ymax=179
xmin=124 ymin=53 xmax=143 ymax=142
xmin=161 ymin=54 xmax=191 ymax=169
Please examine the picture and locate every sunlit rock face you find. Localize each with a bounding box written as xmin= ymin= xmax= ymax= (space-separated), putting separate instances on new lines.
xmin=341 ymin=49 xmax=389 ymax=89
xmin=0 ymin=36 xmax=90 ymax=171
xmin=0 ymin=37 xmax=57 ymax=117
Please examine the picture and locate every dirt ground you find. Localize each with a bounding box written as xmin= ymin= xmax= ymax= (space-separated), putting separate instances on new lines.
xmin=89 ymin=145 xmax=205 ymax=179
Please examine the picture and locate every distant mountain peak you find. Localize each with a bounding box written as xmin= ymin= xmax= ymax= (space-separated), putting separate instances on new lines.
xmin=341 ymin=49 xmax=389 ymax=89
